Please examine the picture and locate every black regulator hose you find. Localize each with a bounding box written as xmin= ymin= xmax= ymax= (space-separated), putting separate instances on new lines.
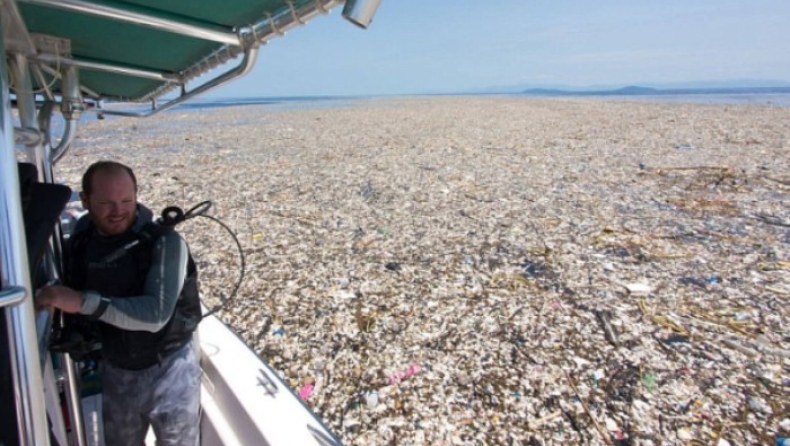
xmin=173 ymin=201 xmax=245 ymax=318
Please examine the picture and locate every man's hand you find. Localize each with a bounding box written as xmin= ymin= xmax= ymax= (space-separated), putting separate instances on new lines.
xmin=35 ymin=286 xmax=83 ymax=313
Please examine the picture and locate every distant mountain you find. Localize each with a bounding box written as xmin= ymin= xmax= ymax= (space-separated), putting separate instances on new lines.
xmin=522 ymin=85 xmax=790 ymax=97
xmin=611 ymin=86 xmax=657 ymax=95
xmin=477 ymin=79 xmax=790 ymax=95
xmin=640 ymin=79 xmax=790 ymax=89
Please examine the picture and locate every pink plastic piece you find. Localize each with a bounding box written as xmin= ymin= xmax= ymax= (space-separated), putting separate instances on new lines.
xmin=298 ymin=384 xmax=314 ymax=400
xmin=388 ymin=363 xmax=421 ymax=385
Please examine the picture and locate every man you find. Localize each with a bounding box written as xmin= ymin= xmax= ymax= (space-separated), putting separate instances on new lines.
xmin=37 ymin=161 xmax=201 ymax=446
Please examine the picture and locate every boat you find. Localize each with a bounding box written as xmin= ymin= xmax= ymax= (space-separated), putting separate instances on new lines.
xmin=0 ymin=1 xmax=383 ymax=444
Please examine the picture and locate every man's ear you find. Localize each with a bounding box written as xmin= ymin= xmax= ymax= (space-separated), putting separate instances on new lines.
xmin=79 ymin=192 xmax=88 ymax=210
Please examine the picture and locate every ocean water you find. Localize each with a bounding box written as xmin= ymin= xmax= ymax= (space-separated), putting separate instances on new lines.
xmin=35 ymin=96 xmax=361 ymax=141
xmin=596 ymin=93 xmax=790 ymax=107
xmin=181 ymin=92 xmax=790 ymax=110
xmin=35 ymin=92 xmax=790 ymax=142
xmin=65 ymin=92 xmax=790 ymax=122
xmin=171 ymin=95 xmax=364 ymax=112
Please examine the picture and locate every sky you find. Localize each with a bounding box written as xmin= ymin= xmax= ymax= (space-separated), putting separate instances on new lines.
xmin=211 ymin=0 xmax=790 ymax=98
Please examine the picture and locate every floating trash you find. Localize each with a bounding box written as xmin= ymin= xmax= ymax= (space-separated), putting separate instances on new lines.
xmin=625 ymin=282 xmax=653 ymax=296
xmin=388 ymin=363 xmax=421 ymax=385
xmin=55 ymin=97 xmax=790 ymax=446
xmin=365 ymin=391 xmax=379 ymax=409
xmin=298 ymin=384 xmax=314 ymax=400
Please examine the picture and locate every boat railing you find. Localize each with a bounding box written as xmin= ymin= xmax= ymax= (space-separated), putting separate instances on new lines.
xmin=0 ymin=286 xmax=27 ymax=308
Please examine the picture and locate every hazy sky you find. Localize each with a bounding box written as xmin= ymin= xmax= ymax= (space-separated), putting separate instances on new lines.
xmin=213 ymin=0 xmax=790 ymax=98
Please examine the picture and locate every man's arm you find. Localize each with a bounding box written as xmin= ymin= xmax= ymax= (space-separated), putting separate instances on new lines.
xmin=40 ymin=231 xmax=189 ymax=332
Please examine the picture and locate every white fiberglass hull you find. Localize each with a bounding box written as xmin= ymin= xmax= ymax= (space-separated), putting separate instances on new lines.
xmin=198 ymin=312 xmax=341 ymax=446
xmin=80 ymin=312 xmax=341 ymax=446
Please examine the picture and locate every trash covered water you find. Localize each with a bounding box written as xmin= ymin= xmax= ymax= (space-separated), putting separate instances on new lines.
xmin=57 ymin=97 xmax=790 ymax=445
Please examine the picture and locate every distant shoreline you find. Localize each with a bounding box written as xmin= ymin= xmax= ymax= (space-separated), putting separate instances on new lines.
xmin=521 ymin=85 xmax=790 ymax=97
xmin=178 ymin=90 xmax=790 ymax=112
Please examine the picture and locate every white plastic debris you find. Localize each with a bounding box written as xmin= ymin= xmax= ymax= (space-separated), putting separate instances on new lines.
xmin=625 ymin=282 xmax=653 ymax=296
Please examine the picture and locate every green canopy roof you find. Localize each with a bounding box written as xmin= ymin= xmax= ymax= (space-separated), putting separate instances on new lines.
xmin=11 ymin=0 xmax=344 ymax=102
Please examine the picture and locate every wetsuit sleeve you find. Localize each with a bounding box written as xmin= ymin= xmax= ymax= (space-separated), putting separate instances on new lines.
xmin=79 ymin=231 xmax=189 ymax=332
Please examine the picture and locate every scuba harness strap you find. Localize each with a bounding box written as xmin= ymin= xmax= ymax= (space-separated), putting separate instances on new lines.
xmin=98 ymin=202 xmax=209 ymax=264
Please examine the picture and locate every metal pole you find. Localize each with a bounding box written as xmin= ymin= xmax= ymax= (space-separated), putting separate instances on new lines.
xmin=61 ymin=352 xmax=87 ymax=446
xmin=97 ymin=46 xmax=260 ymax=117
xmin=0 ymin=29 xmax=52 ymax=446
xmin=12 ymin=51 xmax=90 ymax=446
xmin=33 ymin=53 xmax=178 ymax=83
xmin=51 ymin=65 xmax=83 ymax=164
xmin=8 ymin=54 xmax=44 ymax=171
xmin=18 ymin=0 xmax=241 ymax=46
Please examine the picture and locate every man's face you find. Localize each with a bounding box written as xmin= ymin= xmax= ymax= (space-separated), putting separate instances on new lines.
xmin=80 ymin=169 xmax=137 ymax=236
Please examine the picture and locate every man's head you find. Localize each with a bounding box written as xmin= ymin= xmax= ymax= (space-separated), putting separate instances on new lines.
xmin=80 ymin=161 xmax=138 ymax=236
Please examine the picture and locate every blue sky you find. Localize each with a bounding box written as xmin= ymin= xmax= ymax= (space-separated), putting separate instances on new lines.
xmin=213 ymin=0 xmax=790 ymax=98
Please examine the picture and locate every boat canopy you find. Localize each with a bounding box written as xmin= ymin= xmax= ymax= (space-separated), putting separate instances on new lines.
xmin=4 ymin=0 xmax=380 ymax=114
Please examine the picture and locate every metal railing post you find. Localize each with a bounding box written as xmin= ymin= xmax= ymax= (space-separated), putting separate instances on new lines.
xmin=0 ymin=30 xmax=51 ymax=446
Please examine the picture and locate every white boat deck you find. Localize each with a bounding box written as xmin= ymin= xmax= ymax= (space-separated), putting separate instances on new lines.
xmin=78 ymin=312 xmax=341 ymax=446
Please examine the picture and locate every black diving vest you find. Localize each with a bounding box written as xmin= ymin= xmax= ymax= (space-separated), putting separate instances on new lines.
xmin=67 ymin=221 xmax=202 ymax=370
